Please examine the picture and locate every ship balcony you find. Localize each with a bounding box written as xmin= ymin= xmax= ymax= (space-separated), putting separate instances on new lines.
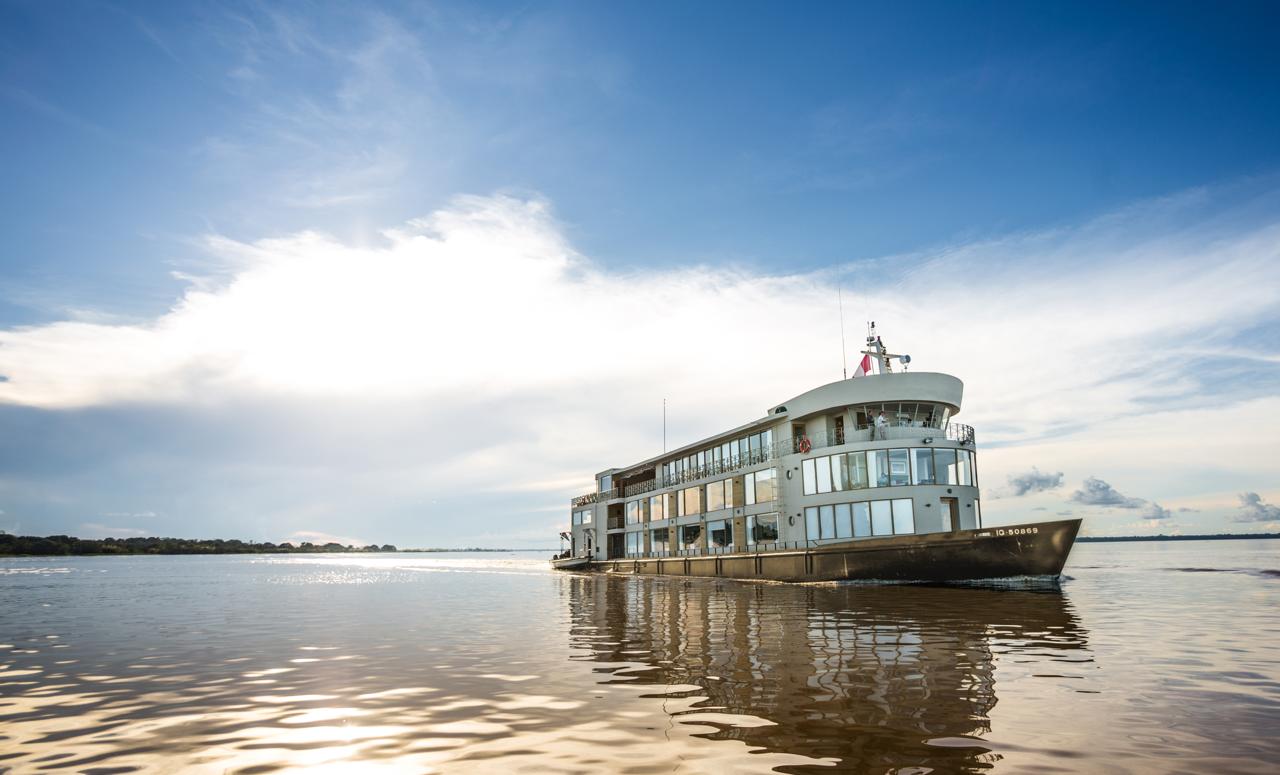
xmin=568 ymin=422 xmax=974 ymax=508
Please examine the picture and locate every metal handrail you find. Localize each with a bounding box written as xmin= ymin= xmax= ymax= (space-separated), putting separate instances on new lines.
xmin=570 ymin=421 xmax=976 ymax=506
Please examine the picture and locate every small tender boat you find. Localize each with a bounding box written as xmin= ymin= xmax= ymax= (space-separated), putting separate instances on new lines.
xmin=554 ymin=327 xmax=1080 ymax=584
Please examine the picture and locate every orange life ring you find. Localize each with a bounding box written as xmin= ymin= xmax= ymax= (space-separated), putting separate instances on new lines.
xmin=798 ymin=436 xmax=812 ymax=454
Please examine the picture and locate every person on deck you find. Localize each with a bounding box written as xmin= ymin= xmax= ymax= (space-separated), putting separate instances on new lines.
xmin=875 ymin=410 xmax=888 ymax=440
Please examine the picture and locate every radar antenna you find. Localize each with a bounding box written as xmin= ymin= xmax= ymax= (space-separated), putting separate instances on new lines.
xmin=859 ymin=322 xmax=912 ymax=374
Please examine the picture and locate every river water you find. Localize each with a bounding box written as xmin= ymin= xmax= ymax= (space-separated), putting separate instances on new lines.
xmin=1 ymin=540 xmax=1277 ymax=774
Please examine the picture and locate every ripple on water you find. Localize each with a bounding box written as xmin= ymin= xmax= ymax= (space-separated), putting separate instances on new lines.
xmin=0 ymin=545 xmax=1277 ymax=773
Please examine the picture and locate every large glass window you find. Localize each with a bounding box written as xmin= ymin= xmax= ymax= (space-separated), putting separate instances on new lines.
xmin=819 ymin=505 xmax=835 ymax=539
xmin=892 ymin=499 xmax=915 ymax=534
xmin=706 ymin=479 xmax=725 ymax=512
xmin=598 ymin=474 xmax=612 ymax=493
xmin=651 ymin=527 xmax=670 ymax=554
xmin=625 ymin=531 xmax=641 ymax=556
xmin=747 ymin=513 xmax=778 ymax=545
xmin=958 ymin=450 xmax=973 ymax=486
xmin=852 ymin=502 xmax=871 ymax=537
xmin=935 ymin=449 xmax=958 ymax=486
xmin=869 ymin=450 xmax=889 ymax=487
xmin=708 ymin=519 xmax=733 ymax=548
xmin=911 ymin=448 xmax=936 ymax=485
xmin=832 ymin=455 xmax=848 ymax=491
xmin=871 ymin=500 xmax=893 ymax=535
xmin=835 ymin=503 xmax=853 ymax=538
xmin=848 ymin=451 xmax=868 ymax=489
xmin=680 ymin=524 xmax=701 ymax=550
xmin=649 ymin=495 xmax=665 ymax=521
xmin=754 ymin=468 xmax=776 ymax=502
xmin=805 ymin=506 xmax=819 ymax=542
xmin=816 ymin=456 xmax=833 ymax=493
xmin=626 ymin=500 xmax=640 ymax=525
xmin=682 ymin=486 xmax=701 ymax=516
xmin=802 ymin=458 xmax=817 ymax=495
xmin=889 ymin=448 xmax=910 ymax=486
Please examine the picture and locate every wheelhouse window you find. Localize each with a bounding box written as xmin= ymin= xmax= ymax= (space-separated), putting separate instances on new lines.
xmin=747 ymin=513 xmax=778 ymax=544
xmin=889 ymin=449 xmax=910 ymax=486
xmin=708 ymin=519 xmax=733 ymax=549
xmin=935 ymin=449 xmax=958 ymax=486
xmin=598 ymin=474 xmax=612 ymax=493
xmin=911 ymin=448 xmax=936 ymax=485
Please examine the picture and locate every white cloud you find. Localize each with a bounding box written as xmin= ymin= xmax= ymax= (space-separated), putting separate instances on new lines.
xmin=1 ymin=188 xmax=1278 ymax=540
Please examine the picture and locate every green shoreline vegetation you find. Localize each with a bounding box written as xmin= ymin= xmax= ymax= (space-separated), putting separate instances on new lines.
xmin=0 ymin=533 xmax=557 ymax=556
xmin=0 ymin=533 xmax=398 ymax=556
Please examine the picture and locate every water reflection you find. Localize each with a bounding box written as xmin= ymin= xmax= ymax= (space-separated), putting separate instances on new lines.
xmin=566 ymin=575 xmax=1091 ymax=773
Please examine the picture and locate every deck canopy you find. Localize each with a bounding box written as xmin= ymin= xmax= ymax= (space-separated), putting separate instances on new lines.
xmin=770 ymin=372 xmax=962 ymax=423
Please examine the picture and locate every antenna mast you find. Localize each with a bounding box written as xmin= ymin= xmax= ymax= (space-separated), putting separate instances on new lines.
xmin=838 ymin=285 xmax=848 ymax=379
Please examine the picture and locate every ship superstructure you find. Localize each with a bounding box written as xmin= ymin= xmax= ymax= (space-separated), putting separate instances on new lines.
xmin=555 ymin=329 xmax=1079 ymax=583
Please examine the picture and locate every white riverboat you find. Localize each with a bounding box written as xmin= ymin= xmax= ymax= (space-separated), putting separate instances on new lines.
xmin=553 ymin=329 xmax=1080 ymax=583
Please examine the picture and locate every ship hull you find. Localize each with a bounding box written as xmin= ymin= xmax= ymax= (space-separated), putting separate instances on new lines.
xmin=557 ymin=518 xmax=1081 ymax=584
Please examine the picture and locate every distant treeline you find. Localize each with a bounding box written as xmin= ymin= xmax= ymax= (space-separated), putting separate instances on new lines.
xmin=0 ymin=534 xmax=397 ymax=556
xmin=1079 ymin=533 xmax=1280 ymax=543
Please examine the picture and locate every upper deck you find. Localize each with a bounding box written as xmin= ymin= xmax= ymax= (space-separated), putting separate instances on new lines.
xmin=572 ymin=371 xmax=969 ymax=507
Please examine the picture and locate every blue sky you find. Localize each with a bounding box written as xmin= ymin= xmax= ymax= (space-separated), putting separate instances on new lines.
xmin=2 ymin=1 xmax=1279 ymax=545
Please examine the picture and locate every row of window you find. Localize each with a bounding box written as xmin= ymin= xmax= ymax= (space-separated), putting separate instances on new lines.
xmin=852 ymin=402 xmax=952 ymax=429
xmin=626 ymin=513 xmax=782 ymax=557
xmin=660 ymin=429 xmax=775 ymax=486
xmin=572 ymin=508 xmax=591 ymax=525
xmin=802 ymin=447 xmax=976 ymax=495
xmin=804 ymin=499 xmax=916 ymax=540
xmin=624 ymin=469 xmax=779 ymax=524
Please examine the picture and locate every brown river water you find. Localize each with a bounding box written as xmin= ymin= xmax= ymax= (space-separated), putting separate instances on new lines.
xmin=1 ymin=540 xmax=1277 ymax=774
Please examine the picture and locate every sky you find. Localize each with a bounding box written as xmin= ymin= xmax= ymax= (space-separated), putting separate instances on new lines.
xmin=1 ymin=0 xmax=1278 ymax=546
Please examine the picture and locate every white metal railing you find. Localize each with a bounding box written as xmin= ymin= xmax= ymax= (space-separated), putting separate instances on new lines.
xmin=570 ymin=422 xmax=975 ymax=507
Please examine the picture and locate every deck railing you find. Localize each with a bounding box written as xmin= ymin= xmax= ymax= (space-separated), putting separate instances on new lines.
xmin=570 ymin=421 xmax=975 ymax=507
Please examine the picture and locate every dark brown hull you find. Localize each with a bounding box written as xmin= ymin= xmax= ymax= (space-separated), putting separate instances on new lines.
xmin=559 ymin=518 xmax=1082 ymax=584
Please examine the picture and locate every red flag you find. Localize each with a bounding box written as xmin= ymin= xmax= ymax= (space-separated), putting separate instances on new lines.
xmin=852 ymin=354 xmax=871 ymax=378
